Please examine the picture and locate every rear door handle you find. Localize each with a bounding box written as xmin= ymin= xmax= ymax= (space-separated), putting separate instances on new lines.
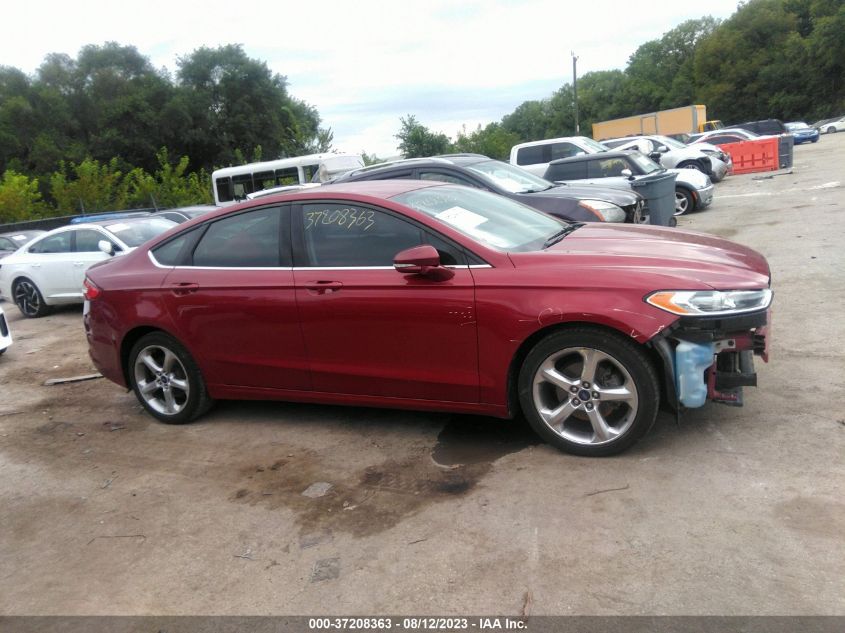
xmin=170 ymin=282 xmax=199 ymax=296
xmin=303 ymin=280 xmax=343 ymax=294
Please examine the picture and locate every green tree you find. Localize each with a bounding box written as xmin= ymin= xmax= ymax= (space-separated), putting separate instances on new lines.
xmin=395 ymin=115 xmax=452 ymax=157
xmin=0 ymin=170 xmax=49 ymax=223
xmin=50 ymin=158 xmax=130 ymax=214
xmin=453 ymin=123 xmax=520 ymax=160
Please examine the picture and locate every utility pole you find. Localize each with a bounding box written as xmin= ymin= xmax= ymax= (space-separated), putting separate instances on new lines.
xmin=571 ymin=51 xmax=580 ymax=135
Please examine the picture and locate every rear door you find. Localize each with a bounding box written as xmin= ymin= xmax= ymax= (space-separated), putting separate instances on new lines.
xmin=292 ymin=201 xmax=479 ymax=402
xmin=160 ymin=205 xmax=311 ymax=391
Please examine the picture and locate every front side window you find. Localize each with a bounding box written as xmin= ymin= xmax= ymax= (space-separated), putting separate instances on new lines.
xmin=587 ymin=158 xmax=628 ymax=178
xmin=545 ymin=161 xmax=587 ymax=181
xmin=75 ymin=229 xmax=115 ymax=252
xmin=550 ymin=143 xmax=579 ymax=160
xmin=29 ymin=232 xmax=72 ymax=254
xmin=298 ymin=204 xmax=425 ymax=267
xmin=192 ymin=207 xmax=282 ymax=267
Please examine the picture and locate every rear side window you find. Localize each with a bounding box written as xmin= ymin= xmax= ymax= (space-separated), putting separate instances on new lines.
xmin=545 ymin=161 xmax=587 ymax=181
xmin=29 ymin=232 xmax=72 ymax=254
xmin=516 ymin=145 xmax=546 ymax=166
xmin=192 ymin=207 xmax=283 ymax=267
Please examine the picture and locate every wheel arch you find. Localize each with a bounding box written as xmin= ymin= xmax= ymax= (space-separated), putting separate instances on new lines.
xmin=119 ymin=325 xmax=183 ymax=387
xmin=505 ymin=320 xmax=664 ymax=418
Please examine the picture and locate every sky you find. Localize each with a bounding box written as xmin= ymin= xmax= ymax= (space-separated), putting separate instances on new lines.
xmin=2 ymin=0 xmax=742 ymax=157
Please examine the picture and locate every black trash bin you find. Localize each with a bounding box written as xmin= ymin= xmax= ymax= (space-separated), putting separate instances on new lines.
xmin=629 ymin=171 xmax=678 ymax=227
xmin=778 ymin=134 xmax=794 ymax=169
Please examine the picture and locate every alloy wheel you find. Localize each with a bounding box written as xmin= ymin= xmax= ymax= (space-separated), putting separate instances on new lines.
xmin=674 ymin=191 xmax=690 ymax=215
xmin=14 ymin=280 xmax=41 ymax=317
xmin=531 ymin=346 xmax=639 ymax=446
xmin=133 ymin=345 xmax=191 ymax=416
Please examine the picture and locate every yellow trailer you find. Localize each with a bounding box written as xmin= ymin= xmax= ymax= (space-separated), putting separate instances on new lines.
xmin=592 ymin=105 xmax=721 ymax=139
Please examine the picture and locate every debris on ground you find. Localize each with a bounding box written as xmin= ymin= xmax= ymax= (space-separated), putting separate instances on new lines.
xmin=301 ymin=482 xmax=332 ymax=498
xmin=310 ymin=557 xmax=340 ymax=582
xmin=43 ymin=373 xmax=103 ymax=386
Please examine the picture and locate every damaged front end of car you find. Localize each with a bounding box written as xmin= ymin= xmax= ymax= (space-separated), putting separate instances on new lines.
xmin=645 ymin=289 xmax=772 ymax=411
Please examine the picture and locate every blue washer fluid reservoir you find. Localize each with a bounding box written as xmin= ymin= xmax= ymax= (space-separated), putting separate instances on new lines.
xmin=674 ymin=340 xmax=715 ymax=408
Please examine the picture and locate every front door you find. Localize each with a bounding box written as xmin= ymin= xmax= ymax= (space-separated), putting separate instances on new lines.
xmin=293 ymin=201 xmax=479 ymax=403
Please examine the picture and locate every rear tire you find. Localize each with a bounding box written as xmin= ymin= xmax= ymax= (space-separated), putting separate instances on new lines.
xmin=128 ymin=332 xmax=214 ymax=424
xmin=827 ymin=127 xmax=836 ymax=134
xmin=518 ymin=327 xmax=660 ymax=456
xmin=13 ymin=278 xmax=51 ymax=318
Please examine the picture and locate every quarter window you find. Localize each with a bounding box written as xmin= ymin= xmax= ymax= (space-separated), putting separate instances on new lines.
xmin=516 ymin=145 xmax=546 ymax=166
xmin=192 ymin=207 xmax=283 ymax=267
xmin=587 ymin=158 xmax=628 ymax=178
xmin=29 ymin=232 xmax=72 ymax=254
xmin=299 ymin=204 xmax=425 ymax=267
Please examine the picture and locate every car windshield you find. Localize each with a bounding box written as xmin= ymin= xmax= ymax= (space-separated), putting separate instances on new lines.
xmin=393 ymin=185 xmax=566 ymax=252
xmin=103 ymin=218 xmax=177 ymax=247
xmin=652 ymin=135 xmax=686 ymax=149
xmin=629 ymin=153 xmax=664 ymax=174
xmin=786 ymin=122 xmax=808 ymax=130
xmin=465 ymin=160 xmax=553 ymax=193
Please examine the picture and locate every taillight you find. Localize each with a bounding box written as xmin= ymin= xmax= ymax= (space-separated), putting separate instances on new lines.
xmin=83 ymin=278 xmax=101 ymax=300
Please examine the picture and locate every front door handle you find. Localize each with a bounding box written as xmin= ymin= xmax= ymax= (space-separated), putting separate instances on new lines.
xmin=303 ymin=280 xmax=343 ymax=295
xmin=170 ymin=282 xmax=199 ymax=296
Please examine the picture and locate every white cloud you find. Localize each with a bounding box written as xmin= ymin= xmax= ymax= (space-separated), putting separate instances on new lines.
xmin=2 ymin=0 xmax=741 ymax=156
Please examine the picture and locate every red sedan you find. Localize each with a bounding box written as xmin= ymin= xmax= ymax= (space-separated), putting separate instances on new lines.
xmin=83 ymin=181 xmax=772 ymax=456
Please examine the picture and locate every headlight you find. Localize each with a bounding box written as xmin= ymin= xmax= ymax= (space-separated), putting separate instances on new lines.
xmin=646 ymin=289 xmax=772 ymax=316
xmin=578 ymin=199 xmax=626 ymax=223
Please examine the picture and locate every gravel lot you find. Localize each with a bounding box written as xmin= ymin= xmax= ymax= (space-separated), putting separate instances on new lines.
xmin=1 ymin=136 xmax=843 ymax=616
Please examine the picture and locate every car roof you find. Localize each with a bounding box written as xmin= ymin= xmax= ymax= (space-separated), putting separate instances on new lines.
xmin=68 ymin=216 xmax=176 ymax=229
xmin=0 ymin=229 xmax=45 ymax=238
xmin=236 ymin=179 xmax=445 ymax=207
xmin=338 ymin=155 xmax=488 ymax=179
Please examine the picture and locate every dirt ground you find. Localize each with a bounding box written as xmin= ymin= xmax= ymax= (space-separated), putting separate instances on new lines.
xmin=0 ymin=136 xmax=843 ymax=616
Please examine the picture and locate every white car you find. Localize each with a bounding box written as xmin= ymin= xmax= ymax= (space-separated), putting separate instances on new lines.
xmin=602 ymin=135 xmax=730 ymax=182
xmin=0 ymin=306 xmax=11 ymax=355
xmin=817 ymin=115 xmax=845 ymax=134
xmin=509 ymin=136 xmax=611 ymax=177
xmin=0 ymin=217 xmax=176 ymax=318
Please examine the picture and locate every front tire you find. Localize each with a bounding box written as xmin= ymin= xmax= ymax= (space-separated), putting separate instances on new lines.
xmin=128 ymin=332 xmax=213 ymax=424
xmin=674 ymin=188 xmax=694 ymax=215
xmin=13 ymin=278 xmax=51 ymax=318
xmin=518 ymin=328 xmax=660 ymax=456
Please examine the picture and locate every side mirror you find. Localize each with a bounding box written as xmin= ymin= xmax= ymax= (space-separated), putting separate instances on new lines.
xmin=657 ymin=145 xmax=669 ymax=153
xmin=394 ymin=244 xmax=455 ymax=281
xmin=621 ymin=168 xmax=633 ymax=179
xmin=98 ymin=240 xmax=115 ymax=256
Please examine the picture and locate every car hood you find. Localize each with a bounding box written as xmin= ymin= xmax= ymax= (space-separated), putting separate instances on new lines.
xmin=665 ymin=147 xmax=707 ymax=162
xmin=508 ymin=223 xmax=770 ymax=290
xmin=529 ymin=183 xmax=640 ymax=206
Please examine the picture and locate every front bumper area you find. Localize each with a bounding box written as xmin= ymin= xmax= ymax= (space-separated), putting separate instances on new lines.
xmin=694 ymin=183 xmax=715 ymax=209
xmin=650 ymin=309 xmax=770 ymax=411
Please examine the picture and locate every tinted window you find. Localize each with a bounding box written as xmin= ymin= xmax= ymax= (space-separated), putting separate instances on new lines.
xmin=75 ymin=229 xmax=114 ymax=252
xmin=301 ymin=164 xmax=319 ymax=182
xmin=0 ymin=237 xmax=15 ymax=250
xmin=232 ymin=174 xmax=254 ymax=200
xmin=545 ymin=161 xmax=587 ymax=181
xmin=299 ymin=204 xmax=424 ymax=267
xmin=419 ymin=171 xmax=474 ymax=186
xmin=516 ymin=145 xmax=546 ymax=165
xmin=587 ymin=157 xmax=628 ymax=178
xmin=549 ymin=142 xmax=580 ymax=160
xmin=216 ymin=178 xmax=232 ymax=202
xmin=193 ymin=207 xmax=282 ymax=267
xmin=704 ymin=136 xmax=739 ymax=146
xmin=29 ymin=232 xmax=72 ymax=254
xmin=357 ymin=169 xmax=413 ymax=181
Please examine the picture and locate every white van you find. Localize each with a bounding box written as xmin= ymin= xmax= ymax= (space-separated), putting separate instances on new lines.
xmin=509 ymin=137 xmax=610 ymax=176
xmin=211 ymin=153 xmax=364 ymax=206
